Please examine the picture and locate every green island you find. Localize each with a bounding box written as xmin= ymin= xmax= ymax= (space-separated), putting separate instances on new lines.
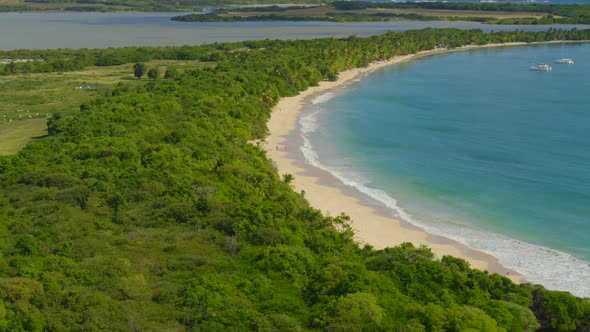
xmin=1 ymin=28 xmax=590 ymax=331
xmin=171 ymin=1 xmax=590 ymax=25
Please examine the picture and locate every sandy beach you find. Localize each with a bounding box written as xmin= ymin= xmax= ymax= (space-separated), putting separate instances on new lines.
xmin=259 ymin=43 xmax=531 ymax=282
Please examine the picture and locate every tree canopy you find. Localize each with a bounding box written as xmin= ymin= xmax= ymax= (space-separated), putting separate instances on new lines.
xmin=133 ymin=62 xmax=147 ymax=79
xmin=0 ymin=28 xmax=589 ymax=330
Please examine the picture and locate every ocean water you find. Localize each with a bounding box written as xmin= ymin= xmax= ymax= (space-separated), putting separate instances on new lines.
xmin=302 ymin=43 xmax=590 ymax=297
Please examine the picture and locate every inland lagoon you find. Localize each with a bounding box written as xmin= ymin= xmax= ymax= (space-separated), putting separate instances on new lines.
xmin=1 ymin=11 xmax=590 ymax=50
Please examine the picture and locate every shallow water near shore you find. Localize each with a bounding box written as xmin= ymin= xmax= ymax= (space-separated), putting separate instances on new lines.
xmin=303 ymin=43 xmax=590 ymax=297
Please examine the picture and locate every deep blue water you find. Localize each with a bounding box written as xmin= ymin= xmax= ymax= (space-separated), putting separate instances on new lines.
xmin=304 ymin=43 xmax=590 ymax=296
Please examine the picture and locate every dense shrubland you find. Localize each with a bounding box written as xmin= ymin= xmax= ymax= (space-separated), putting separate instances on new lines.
xmin=0 ymin=29 xmax=589 ymax=331
xmin=0 ymin=44 xmax=231 ymax=76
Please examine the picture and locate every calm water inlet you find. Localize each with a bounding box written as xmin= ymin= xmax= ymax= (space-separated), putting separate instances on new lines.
xmin=1 ymin=12 xmax=589 ymax=50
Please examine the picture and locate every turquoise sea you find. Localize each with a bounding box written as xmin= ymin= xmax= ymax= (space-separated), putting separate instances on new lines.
xmin=302 ymin=43 xmax=590 ymax=297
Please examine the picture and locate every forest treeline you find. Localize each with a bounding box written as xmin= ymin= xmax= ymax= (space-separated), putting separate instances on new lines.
xmin=0 ymin=43 xmax=231 ymax=76
xmin=1 ymin=27 xmax=589 ymax=76
xmin=171 ymin=12 xmax=444 ymax=23
xmin=1 ymin=28 xmax=590 ymax=331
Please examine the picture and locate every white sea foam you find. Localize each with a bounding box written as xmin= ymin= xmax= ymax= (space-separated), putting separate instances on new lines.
xmin=299 ymin=109 xmax=321 ymax=135
xmin=298 ymin=107 xmax=590 ymax=298
xmin=352 ymin=72 xmax=373 ymax=82
xmin=311 ymin=92 xmax=336 ymax=105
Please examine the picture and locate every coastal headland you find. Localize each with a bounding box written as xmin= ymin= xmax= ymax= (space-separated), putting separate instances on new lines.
xmin=3 ymin=27 xmax=590 ymax=328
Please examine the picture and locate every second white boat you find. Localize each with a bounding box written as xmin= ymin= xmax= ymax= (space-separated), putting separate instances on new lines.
xmin=555 ymin=58 xmax=575 ymax=64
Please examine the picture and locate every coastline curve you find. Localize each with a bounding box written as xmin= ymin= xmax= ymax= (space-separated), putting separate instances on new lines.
xmin=261 ymin=41 xmax=590 ymax=297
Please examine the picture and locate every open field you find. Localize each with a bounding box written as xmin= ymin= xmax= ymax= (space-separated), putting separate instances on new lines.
xmin=0 ymin=118 xmax=46 ymax=155
xmin=0 ymin=60 xmax=212 ymax=155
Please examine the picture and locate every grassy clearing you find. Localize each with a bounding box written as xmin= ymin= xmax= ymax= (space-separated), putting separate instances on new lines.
xmin=0 ymin=118 xmax=47 ymax=155
xmin=0 ymin=60 xmax=212 ymax=155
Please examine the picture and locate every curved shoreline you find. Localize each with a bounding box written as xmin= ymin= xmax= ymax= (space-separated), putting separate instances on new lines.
xmin=261 ymin=40 xmax=586 ymax=284
xmin=262 ymin=43 xmax=526 ymax=281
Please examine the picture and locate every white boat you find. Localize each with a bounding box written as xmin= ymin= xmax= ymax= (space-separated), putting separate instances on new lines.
xmin=555 ymin=58 xmax=574 ymax=64
xmin=530 ymin=63 xmax=552 ymax=72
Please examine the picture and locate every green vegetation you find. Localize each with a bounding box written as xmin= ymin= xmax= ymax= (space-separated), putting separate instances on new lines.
xmin=0 ymin=5 xmax=30 ymax=12
xmin=222 ymin=5 xmax=314 ymax=12
xmin=133 ymin=62 xmax=147 ymax=79
xmin=6 ymin=0 xmax=589 ymax=19
xmin=4 ymin=0 xmax=590 ymax=20
xmin=0 ymin=28 xmax=589 ymax=330
xmin=171 ymin=12 xmax=442 ymax=23
xmin=0 ymin=45 xmax=225 ymax=76
xmin=171 ymin=1 xmax=590 ymax=25
xmin=147 ymin=67 xmax=159 ymax=80
xmin=171 ymin=12 xmax=329 ymax=22
xmin=0 ymin=119 xmax=47 ymax=155
xmin=0 ymin=60 xmax=213 ymax=156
